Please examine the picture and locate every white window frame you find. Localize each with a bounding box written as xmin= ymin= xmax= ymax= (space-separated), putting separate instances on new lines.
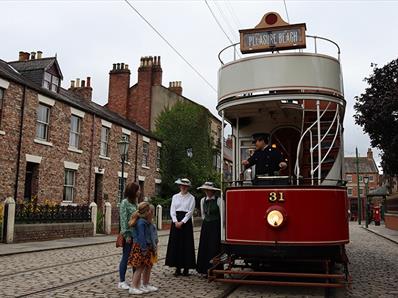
xmin=369 ymin=175 xmax=374 ymax=182
xmin=100 ymin=126 xmax=110 ymax=157
xmin=69 ymin=115 xmax=81 ymax=150
xmin=346 ymin=174 xmax=352 ymax=182
xmin=347 ymin=187 xmax=353 ymax=196
xmin=63 ymin=169 xmax=76 ymax=202
xmin=142 ymin=141 xmax=149 ymax=168
xmin=156 ymin=145 xmax=161 ymax=171
xmin=43 ymin=72 xmax=60 ymax=92
xmin=36 ymin=104 xmax=51 ymax=141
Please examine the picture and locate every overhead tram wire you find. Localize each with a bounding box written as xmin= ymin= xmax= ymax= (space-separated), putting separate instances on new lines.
xmin=213 ymin=0 xmax=240 ymax=43
xmin=123 ymin=0 xmax=217 ymax=93
xmin=225 ymin=0 xmax=242 ymax=29
xmin=204 ymin=0 xmax=241 ymax=59
xmin=283 ymin=0 xmax=290 ymax=23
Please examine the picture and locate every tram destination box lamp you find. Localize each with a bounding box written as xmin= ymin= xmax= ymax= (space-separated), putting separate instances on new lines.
xmin=117 ymin=135 xmax=130 ymax=206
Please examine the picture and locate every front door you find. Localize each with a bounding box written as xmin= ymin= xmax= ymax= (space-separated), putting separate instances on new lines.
xmin=24 ymin=162 xmax=39 ymax=200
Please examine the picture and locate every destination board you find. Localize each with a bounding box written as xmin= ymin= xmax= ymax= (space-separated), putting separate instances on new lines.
xmin=239 ymin=23 xmax=306 ymax=54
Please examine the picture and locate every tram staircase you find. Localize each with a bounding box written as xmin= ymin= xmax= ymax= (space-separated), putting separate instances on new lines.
xmin=298 ymin=108 xmax=341 ymax=185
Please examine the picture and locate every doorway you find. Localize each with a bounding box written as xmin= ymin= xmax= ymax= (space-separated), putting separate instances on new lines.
xmin=24 ymin=162 xmax=39 ymax=200
xmin=271 ymin=127 xmax=301 ymax=177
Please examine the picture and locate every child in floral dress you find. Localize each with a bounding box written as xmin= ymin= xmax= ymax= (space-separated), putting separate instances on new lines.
xmin=127 ymin=202 xmax=158 ymax=295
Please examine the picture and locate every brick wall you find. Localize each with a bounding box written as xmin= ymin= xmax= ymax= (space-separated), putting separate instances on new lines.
xmin=14 ymin=222 xmax=94 ymax=242
xmin=0 ymin=81 xmax=23 ymax=201
xmin=385 ymin=213 xmax=398 ymax=231
xmin=0 ymin=76 xmax=161 ymax=210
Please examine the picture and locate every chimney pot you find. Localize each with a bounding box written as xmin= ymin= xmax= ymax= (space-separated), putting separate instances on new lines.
xmin=76 ymin=78 xmax=81 ymax=87
xmin=86 ymin=77 xmax=91 ymax=87
xmin=125 ymin=64 xmax=129 ymax=69
xmin=113 ymin=63 xmax=116 ymax=70
xmin=121 ymin=63 xmax=125 ymax=69
xmin=116 ymin=63 xmax=120 ymax=70
xmin=81 ymin=80 xmax=86 ymax=88
xmin=71 ymin=80 xmax=75 ymax=88
xmin=37 ymin=51 xmax=43 ymax=59
xmin=30 ymin=52 xmax=36 ymax=60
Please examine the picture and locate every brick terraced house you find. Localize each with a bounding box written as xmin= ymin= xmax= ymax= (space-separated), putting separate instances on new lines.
xmin=344 ymin=148 xmax=380 ymax=221
xmin=0 ymin=51 xmax=162 ymax=217
xmin=108 ymin=56 xmax=226 ymax=174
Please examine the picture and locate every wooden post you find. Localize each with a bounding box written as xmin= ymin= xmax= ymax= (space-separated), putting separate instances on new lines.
xmin=5 ymin=197 xmax=15 ymax=244
xmin=89 ymin=202 xmax=97 ymax=236
xmin=104 ymin=202 xmax=112 ymax=235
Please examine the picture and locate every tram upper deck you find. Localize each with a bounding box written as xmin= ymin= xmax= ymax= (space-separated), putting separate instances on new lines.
xmin=217 ymin=14 xmax=346 ymax=186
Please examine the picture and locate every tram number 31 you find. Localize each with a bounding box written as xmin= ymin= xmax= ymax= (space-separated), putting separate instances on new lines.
xmin=268 ymin=192 xmax=285 ymax=202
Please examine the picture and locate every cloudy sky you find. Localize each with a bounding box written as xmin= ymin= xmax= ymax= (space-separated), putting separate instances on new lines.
xmin=2 ymin=0 xmax=397 ymax=168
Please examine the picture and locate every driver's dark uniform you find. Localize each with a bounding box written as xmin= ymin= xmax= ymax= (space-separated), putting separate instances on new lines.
xmin=245 ymin=146 xmax=285 ymax=185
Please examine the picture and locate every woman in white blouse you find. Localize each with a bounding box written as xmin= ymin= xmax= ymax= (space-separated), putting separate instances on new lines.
xmin=165 ymin=178 xmax=196 ymax=276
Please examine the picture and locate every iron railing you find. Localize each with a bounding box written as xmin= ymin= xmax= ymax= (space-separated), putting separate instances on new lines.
xmin=15 ymin=204 xmax=91 ymax=224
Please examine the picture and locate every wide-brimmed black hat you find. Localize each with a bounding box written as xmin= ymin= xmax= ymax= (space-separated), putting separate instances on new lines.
xmin=252 ymin=133 xmax=270 ymax=144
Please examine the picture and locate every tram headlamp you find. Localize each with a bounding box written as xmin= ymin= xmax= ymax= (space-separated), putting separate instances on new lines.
xmin=267 ymin=210 xmax=284 ymax=227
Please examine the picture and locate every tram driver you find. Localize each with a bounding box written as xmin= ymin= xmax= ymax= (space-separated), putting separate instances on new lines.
xmin=242 ymin=133 xmax=287 ymax=185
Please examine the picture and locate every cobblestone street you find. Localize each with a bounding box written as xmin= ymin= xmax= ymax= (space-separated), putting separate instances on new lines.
xmin=0 ymin=223 xmax=397 ymax=297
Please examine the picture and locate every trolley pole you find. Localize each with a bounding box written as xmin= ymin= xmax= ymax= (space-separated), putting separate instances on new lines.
xmin=356 ymin=147 xmax=361 ymax=225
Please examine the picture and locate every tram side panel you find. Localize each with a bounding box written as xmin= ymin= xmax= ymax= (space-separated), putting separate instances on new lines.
xmin=225 ymin=187 xmax=349 ymax=245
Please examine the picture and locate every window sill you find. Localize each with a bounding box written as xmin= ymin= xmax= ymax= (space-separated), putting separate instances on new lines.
xmin=99 ymin=155 xmax=111 ymax=160
xmin=0 ymin=130 xmax=5 ymax=136
xmin=61 ymin=201 xmax=77 ymax=206
xmin=156 ymin=168 xmax=160 ymax=172
xmin=68 ymin=147 xmax=83 ymax=154
xmin=142 ymin=165 xmax=150 ymax=170
xmin=34 ymin=139 xmax=53 ymax=147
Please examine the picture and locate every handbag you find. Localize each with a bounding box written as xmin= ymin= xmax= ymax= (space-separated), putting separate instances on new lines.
xmin=116 ymin=233 xmax=125 ymax=248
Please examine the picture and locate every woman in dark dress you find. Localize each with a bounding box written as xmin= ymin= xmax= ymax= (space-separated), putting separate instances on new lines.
xmin=165 ymin=178 xmax=196 ymax=276
xmin=196 ymin=181 xmax=221 ymax=276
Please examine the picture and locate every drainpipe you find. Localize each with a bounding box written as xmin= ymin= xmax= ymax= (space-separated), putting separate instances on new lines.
xmin=14 ymin=86 xmax=27 ymax=200
xmin=87 ymin=114 xmax=96 ymax=203
xmin=134 ymin=131 xmax=139 ymax=182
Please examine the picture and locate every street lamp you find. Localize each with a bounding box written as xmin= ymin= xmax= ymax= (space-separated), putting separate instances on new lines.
xmin=117 ymin=135 xmax=130 ymax=206
xmin=363 ymin=176 xmax=369 ymax=228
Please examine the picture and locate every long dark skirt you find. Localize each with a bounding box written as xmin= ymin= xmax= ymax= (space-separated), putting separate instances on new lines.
xmin=196 ymin=219 xmax=221 ymax=274
xmin=165 ymin=211 xmax=196 ymax=269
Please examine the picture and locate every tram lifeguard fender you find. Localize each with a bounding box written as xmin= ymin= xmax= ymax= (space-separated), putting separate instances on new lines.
xmin=225 ymin=186 xmax=349 ymax=245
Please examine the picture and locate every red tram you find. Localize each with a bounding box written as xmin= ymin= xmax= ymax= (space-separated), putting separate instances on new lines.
xmin=209 ymin=12 xmax=350 ymax=288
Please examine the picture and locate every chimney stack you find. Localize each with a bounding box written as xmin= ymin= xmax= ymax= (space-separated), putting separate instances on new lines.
xmin=68 ymin=76 xmax=93 ymax=101
xmin=367 ymin=148 xmax=373 ymax=160
xmin=152 ymin=55 xmax=162 ymax=86
xmin=169 ymin=81 xmax=183 ymax=95
xmin=108 ymin=62 xmax=131 ymax=118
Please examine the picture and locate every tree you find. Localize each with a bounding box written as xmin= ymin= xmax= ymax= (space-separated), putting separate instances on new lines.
xmin=354 ymin=59 xmax=398 ymax=174
xmin=154 ymin=101 xmax=219 ymax=200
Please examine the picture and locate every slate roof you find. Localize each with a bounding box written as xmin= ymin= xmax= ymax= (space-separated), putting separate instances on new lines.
xmin=9 ymin=57 xmax=63 ymax=79
xmin=344 ymin=157 xmax=378 ymax=174
xmin=0 ymin=59 xmax=159 ymax=141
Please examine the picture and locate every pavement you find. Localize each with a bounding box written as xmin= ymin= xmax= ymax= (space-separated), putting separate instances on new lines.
xmin=0 ymin=227 xmax=200 ymax=256
xmin=364 ymin=222 xmax=398 ymax=244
